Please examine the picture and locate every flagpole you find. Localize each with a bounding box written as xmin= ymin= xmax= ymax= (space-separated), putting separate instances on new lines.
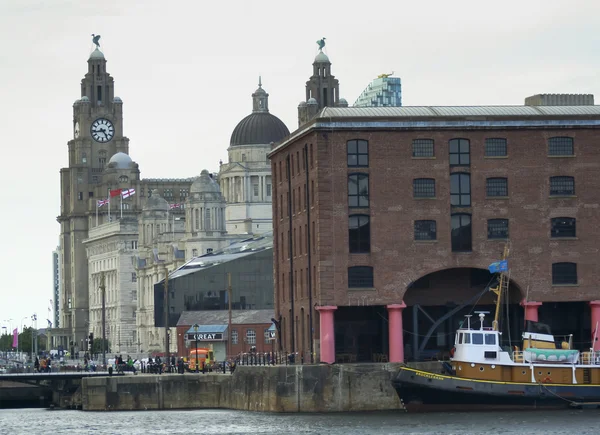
xmin=120 ymin=193 xmax=123 ymax=219
xmin=95 ymin=200 xmax=99 ymax=227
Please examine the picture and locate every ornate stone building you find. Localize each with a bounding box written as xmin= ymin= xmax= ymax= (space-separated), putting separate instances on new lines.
xmin=219 ymin=79 xmax=289 ymax=235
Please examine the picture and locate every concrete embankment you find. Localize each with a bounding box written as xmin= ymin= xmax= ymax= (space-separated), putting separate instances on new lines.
xmin=82 ymin=363 xmax=404 ymax=412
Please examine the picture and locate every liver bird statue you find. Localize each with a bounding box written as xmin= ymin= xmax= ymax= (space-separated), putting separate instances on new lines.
xmin=92 ymin=34 xmax=101 ymax=49
xmin=316 ymin=37 xmax=326 ymax=51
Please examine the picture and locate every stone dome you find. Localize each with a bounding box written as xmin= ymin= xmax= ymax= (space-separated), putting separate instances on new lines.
xmin=338 ymin=98 xmax=349 ymax=107
xmin=191 ymin=169 xmax=220 ymax=194
xmin=89 ymin=48 xmax=105 ymax=60
xmin=230 ymin=113 xmax=290 ymax=146
xmin=314 ymin=51 xmax=330 ymax=63
xmin=80 ymin=96 xmax=90 ymax=103
xmin=108 ymin=152 xmax=133 ymax=169
xmin=298 ymin=101 xmax=307 ymax=107
xmin=113 ymin=96 xmax=123 ymax=103
xmin=143 ymin=193 xmax=169 ymax=211
xmin=307 ymin=98 xmax=318 ymax=106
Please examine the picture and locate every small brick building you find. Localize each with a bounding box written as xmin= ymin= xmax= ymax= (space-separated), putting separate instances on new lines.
xmin=268 ymin=105 xmax=600 ymax=364
xmin=176 ymin=310 xmax=275 ymax=361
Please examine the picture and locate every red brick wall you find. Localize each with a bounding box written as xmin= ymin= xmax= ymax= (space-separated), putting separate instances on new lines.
xmin=271 ymin=126 xmax=600 ymax=352
xmin=176 ymin=323 xmax=275 ymax=358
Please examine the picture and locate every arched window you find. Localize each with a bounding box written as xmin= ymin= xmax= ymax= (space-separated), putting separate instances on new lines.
xmin=348 ymin=173 xmax=369 ymax=207
xmin=451 ymin=213 xmax=472 ymax=252
xmin=450 ymin=173 xmax=471 ymax=206
xmin=349 ymin=214 xmax=370 ymax=253
xmin=552 ymin=262 xmax=577 ymax=285
xmin=246 ymin=329 xmax=256 ymax=345
xmin=551 ymin=217 xmax=576 ymax=238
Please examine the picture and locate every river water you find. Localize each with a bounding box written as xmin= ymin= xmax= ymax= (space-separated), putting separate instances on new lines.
xmin=1 ymin=408 xmax=599 ymax=434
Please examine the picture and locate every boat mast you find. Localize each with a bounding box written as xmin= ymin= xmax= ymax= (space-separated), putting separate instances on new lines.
xmin=491 ymin=244 xmax=510 ymax=331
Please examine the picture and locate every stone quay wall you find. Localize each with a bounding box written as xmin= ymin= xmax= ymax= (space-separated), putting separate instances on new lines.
xmin=81 ymin=363 xmax=404 ymax=412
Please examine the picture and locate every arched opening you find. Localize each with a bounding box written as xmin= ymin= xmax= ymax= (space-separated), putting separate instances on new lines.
xmin=402 ymin=267 xmax=523 ymax=362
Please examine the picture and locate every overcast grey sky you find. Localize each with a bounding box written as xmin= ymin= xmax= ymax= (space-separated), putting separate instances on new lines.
xmin=1 ymin=0 xmax=599 ymax=332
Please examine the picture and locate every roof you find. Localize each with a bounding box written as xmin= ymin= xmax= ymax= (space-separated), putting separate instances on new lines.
xmin=230 ymin=112 xmax=290 ymax=146
xmin=185 ymin=324 xmax=228 ymax=334
xmin=167 ymin=231 xmax=273 ymax=280
xmin=177 ymin=309 xmax=274 ymax=326
xmin=270 ymin=105 xmax=600 ymax=156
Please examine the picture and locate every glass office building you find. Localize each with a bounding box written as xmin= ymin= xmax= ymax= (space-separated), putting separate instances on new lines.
xmin=354 ymin=76 xmax=402 ymax=107
xmin=154 ymin=232 xmax=274 ymax=327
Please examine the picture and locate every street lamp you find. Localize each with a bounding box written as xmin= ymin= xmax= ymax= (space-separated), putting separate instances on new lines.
xmin=18 ymin=317 xmax=27 ymax=358
xmin=193 ymin=323 xmax=199 ymax=373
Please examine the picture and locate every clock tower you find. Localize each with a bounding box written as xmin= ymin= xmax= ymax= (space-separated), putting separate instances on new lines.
xmin=57 ymin=45 xmax=130 ymax=350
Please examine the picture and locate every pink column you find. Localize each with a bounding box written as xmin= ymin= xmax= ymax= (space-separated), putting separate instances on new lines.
xmin=316 ymin=306 xmax=337 ymax=364
xmin=521 ymin=300 xmax=542 ymax=323
xmin=387 ymin=302 xmax=407 ymax=363
xmin=590 ymin=301 xmax=600 ymax=351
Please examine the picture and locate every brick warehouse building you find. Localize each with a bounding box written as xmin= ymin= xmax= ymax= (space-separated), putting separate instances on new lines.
xmin=268 ymin=105 xmax=600 ymax=364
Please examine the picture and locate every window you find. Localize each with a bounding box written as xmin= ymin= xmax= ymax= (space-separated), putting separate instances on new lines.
xmin=253 ymin=184 xmax=259 ymax=196
xmin=449 ymin=138 xmax=470 ymax=166
xmin=231 ymin=329 xmax=238 ymax=345
xmin=206 ymin=248 xmax=213 ymax=254
xmin=82 ymin=152 xmax=87 ymax=164
xmin=412 ymin=139 xmax=434 ymax=157
xmin=131 ymin=241 xmax=138 ymax=249
xmin=486 ymin=178 xmax=508 ymax=197
xmin=246 ymin=329 xmax=256 ymax=345
xmin=180 ymin=188 xmax=189 ymax=198
xmin=550 ymin=176 xmax=575 ymax=196
xmin=88 ymin=191 xmax=93 ymax=198
xmin=266 ymin=184 xmax=272 ymax=197
xmin=472 ymin=333 xmax=484 ymax=345
xmin=164 ymin=189 xmax=173 ymax=198
xmin=552 ymin=262 xmax=577 ymax=285
xmin=414 ymin=220 xmax=437 ymax=241
xmin=450 ymin=173 xmax=471 ymax=206
xmin=348 ymin=266 xmax=374 ymax=288
xmin=548 ymin=137 xmax=574 ymax=156
xmin=78 ymin=192 xmax=83 ymax=201
xmin=451 ymin=213 xmax=472 ymax=252
xmin=347 ymin=139 xmax=369 ymax=167
xmin=485 ymin=138 xmax=507 ymax=157
xmin=192 ymin=249 xmax=198 ymax=257
xmin=349 ymin=214 xmax=370 ymax=253
xmin=131 ymin=273 xmax=137 ymax=283
xmin=348 ymin=174 xmax=369 ymax=207
xmin=485 ymin=334 xmax=496 ymax=345
xmin=119 ymin=175 xmax=128 ymax=183
xmin=242 ymin=153 xmax=246 ymax=162
xmin=488 ymin=219 xmax=509 ymax=239
xmin=264 ymin=329 xmax=271 ymax=344
xmin=413 ymin=178 xmax=435 ymax=198
xmin=551 ymin=217 xmax=576 ymax=238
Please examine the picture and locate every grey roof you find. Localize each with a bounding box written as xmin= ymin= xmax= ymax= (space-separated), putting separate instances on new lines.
xmin=168 ymin=231 xmax=273 ymax=280
xmin=143 ymin=193 xmax=169 ymax=211
xmin=191 ymin=170 xmax=220 ymax=194
xmin=108 ymin=152 xmax=133 ymax=169
xmin=230 ymin=112 xmax=290 ymax=146
xmin=177 ymin=309 xmax=274 ymax=326
xmin=89 ymin=48 xmax=105 ymax=60
xmin=321 ymin=105 xmax=600 ymax=118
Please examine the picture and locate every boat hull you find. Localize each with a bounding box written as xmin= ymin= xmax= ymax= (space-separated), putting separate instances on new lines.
xmin=393 ymin=367 xmax=600 ymax=412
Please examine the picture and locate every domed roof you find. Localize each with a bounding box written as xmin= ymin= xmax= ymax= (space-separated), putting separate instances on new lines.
xmin=143 ymin=192 xmax=169 ymax=211
xmin=230 ymin=112 xmax=289 ymax=146
xmin=307 ymin=98 xmax=318 ymax=105
xmin=191 ymin=170 xmax=220 ymax=194
xmin=338 ymin=98 xmax=349 ymax=107
xmin=80 ymin=96 xmax=90 ymax=103
xmin=113 ymin=96 xmax=123 ymax=103
xmin=314 ymin=51 xmax=330 ymax=63
xmin=89 ymin=48 xmax=105 ymax=60
xmin=108 ymin=152 xmax=133 ymax=169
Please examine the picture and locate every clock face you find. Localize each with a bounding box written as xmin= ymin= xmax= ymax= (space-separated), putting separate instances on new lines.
xmin=90 ymin=118 xmax=115 ymax=143
xmin=74 ymin=122 xmax=80 ymax=138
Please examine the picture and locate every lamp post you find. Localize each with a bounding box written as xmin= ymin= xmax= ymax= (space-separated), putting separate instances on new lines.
xmin=18 ymin=317 xmax=27 ymax=358
xmin=193 ymin=323 xmax=199 ymax=372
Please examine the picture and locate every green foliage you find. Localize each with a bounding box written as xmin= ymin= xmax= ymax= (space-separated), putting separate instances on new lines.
xmin=92 ymin=338 xmax=111 ymax=354
xmin=0 ymin=327 xmax=35 ymax=353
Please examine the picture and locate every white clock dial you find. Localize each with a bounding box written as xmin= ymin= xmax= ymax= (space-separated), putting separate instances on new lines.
xmin=90 ymin=118 xmax=115 ymax=143
xmin=74 ymin=122 xmax=80 ymax=139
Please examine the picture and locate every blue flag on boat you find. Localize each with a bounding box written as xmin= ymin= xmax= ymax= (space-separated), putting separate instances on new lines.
xmin=488 ymin=260 xmax=508 ymax=273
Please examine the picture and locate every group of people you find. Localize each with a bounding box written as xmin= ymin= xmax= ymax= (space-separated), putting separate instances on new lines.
xmin=34 ymin=356 xmax=52 ymax=373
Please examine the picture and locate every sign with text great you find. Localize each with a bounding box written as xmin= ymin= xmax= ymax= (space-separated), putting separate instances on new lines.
xmin=186 ymin=333 xmax=224 ymax=341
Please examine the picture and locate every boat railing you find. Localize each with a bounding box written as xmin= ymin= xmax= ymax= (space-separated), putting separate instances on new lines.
xmin=579 ymin=351 xmax=600 ymax=365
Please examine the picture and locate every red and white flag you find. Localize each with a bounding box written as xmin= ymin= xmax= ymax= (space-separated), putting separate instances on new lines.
xmin=169 ymin=203 xmax=181 ymax=209
xmin=109 ymin=188 xmax=123 ymax=197
xmin=97 ymin=198 xmax=109 ymax=207
xmin=121 ymin=188 xmax=135 ymax=198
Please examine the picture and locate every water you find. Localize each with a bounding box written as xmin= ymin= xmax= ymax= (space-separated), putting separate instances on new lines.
xmin=0 ymin=408 xmax=599 ymax=434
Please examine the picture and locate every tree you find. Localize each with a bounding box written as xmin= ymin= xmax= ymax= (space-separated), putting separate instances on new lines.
xmin=92 ymin=338 xmax=111 ymax=355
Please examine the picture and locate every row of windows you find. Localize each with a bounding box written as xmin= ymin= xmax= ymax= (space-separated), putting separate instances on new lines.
xmin=229 ymin=328 xmax=272 ymax=345
xmin=346 ymin=262 xmax=578 ymax=288
xmin=412 ymin=175 xmax=575 ymax=203
xmin=414 ymin=217 xmax=577 ymax=241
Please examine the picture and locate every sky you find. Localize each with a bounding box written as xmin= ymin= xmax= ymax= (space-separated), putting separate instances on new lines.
xmin=1 ymin=0 xmax=599 ymax=332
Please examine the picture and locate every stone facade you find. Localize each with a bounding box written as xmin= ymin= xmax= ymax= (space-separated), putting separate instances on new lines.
xmin=84 ymin=218 xmax=139 ymax=355
xmin=269 ymin=106 xmax=600 ymax=360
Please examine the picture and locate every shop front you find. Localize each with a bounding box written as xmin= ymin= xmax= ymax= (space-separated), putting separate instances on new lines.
xmin=185 ymin=325 xmax=228 ymax=362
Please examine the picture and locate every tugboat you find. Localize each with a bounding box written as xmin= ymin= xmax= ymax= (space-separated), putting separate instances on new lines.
xmin=393 ymin=245 xmax=600 ymax=411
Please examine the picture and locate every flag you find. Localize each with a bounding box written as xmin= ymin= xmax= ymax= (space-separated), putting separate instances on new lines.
xmin=121 ymin=188 xmax=135 ymax=198
xmin=12 ymin=328 xmax=18 ymax=348
xmin=97 ymin=198 xmax=109 ymax=207
xmin=169 ymin=203 xmax=181 ymax=209
xmin=47 ymin=320 xmax=52 ymax=328
xmin=488 ymin=260 xmax=508 ymax=273
xmin=109 ymin=188 xmax=123 ymax=197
